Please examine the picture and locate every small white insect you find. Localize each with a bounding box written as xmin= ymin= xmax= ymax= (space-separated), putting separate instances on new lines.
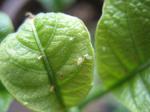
xmin=77 ymin=57 xmax=84 ymax=65
xmin=84 ymin=54 xmax=92 ymax=60
xmin=37 ymin=55 xmax=42 ymax=60
xmin=69 ymin=37 xmax=74 ymax=41
xmin=24 ymin=102 xmax=28 ymax=105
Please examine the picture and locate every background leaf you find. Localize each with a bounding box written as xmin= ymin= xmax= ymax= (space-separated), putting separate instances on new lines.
xmin=0 ymin=13 xmax=94 ymax=112
xmin=37 ymin=0 xmax=75 ymax=11
xmin=0 ymin=12 xmax=14 ymax=112
xmin=0 ymin=82 xmax=12 ymax=112
xmin=96 ymin=0 xmax=150 ymax=112
xmin=0 ymin=12 xmax=14 ymax=42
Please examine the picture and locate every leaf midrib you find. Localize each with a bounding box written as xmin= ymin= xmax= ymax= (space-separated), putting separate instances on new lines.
xmin=30 ymin=18 xmax=65 ymax=109
xmin=78 ymin=58 xmax=150 ymax=109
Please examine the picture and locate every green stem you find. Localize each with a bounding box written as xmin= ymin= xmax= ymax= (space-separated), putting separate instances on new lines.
xmin=77 ymin=59 xmax=150 ymax=110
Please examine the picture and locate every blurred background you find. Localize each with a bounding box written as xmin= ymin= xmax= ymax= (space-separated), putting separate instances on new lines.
xmin=0 ymin=0 xmax=130 ymax=112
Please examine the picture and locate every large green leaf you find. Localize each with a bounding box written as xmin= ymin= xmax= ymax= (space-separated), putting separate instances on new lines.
xmin=0 ymin=12 xmax=14 ymax=112
xmin=96 ymin=0 xmax=150 ymax=112
xmin=0 ymin=13 xmax=94 ymax=112
xmin=0 ymin=82 xmax=12 ymax=112
xmin=0 ymin=12 xmax=14 ymax=42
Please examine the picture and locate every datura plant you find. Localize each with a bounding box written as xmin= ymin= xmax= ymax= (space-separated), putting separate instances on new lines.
xmin=0 ymin=0 xmax=150 ymax=112
xmin=0 ymin=13 xmax=94 ymax=112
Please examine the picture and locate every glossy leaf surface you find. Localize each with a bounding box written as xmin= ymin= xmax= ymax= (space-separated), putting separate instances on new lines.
xmin=0 ymin=13 xmax=94 ymax=112
xmin=96 ymin=0 xmax=150 ymax=112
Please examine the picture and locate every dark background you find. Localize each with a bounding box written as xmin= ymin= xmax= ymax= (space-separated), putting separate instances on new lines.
xmin=0 ymin=0 xmax=103 ymax=30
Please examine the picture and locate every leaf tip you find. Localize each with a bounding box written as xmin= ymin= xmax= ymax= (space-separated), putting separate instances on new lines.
xmin=25 ymin=12 xmax=35 ymax=20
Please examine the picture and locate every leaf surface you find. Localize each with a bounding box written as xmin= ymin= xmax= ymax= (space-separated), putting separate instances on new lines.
xmin=0 ymin=12 xmax=14 ymax=42
xmin=0 ymin=13 xmax=94 ymax=112
xmin=0 ymin=12 xmax=14 ymax=112
xmin=96 ymin=0 xmax=150 ymax=112
xmin=0 ymin=82 xmax=12 ymax=112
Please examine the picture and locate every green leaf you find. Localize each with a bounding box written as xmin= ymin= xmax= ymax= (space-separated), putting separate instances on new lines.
xmin=96 ymin=0 xmax=150 ymax=112
xmin=38 ymin=0 xmax=75 ymax=11
xmin=0 ymin=12 xmax=14 ymax=112
xmin=0 ymin=12 xmax=14 ymax=42
xmin=0 ymin=13 xmax=94 ymax=112
xmin=0 ymin=82 xmax=12 ymax=112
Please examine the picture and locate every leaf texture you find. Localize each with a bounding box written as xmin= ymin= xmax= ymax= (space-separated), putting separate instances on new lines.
xmin=0 ymin=12 xmax=14 ymax=112
xmin=0 ymin=82 xmax=12 ymax=112
xmin=0 ymin=13 xmax=94 ymax=112
xmin=96 ymin=0 xmax=150 ymax=112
